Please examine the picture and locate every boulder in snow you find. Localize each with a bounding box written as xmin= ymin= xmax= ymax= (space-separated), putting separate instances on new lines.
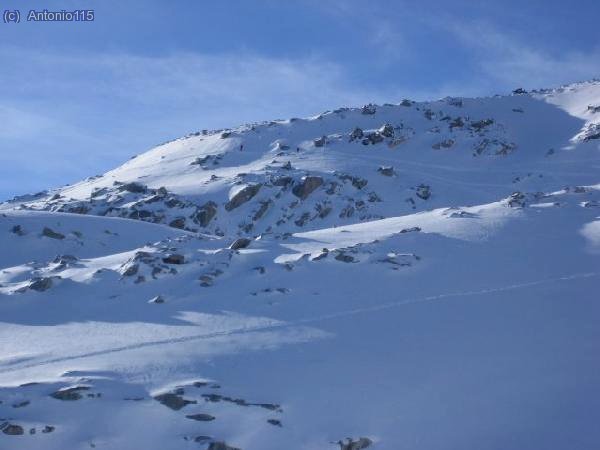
xmin=292 ymin=176 xmax=323 ymax=200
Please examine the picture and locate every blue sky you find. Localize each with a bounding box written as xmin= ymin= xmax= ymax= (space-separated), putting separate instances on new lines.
xmin=1 ymin=0 xmax=599 ymax=200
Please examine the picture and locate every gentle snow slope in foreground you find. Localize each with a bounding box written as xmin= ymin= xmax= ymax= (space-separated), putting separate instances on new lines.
xmin=1 ymin=82 xmax=600 ymax=450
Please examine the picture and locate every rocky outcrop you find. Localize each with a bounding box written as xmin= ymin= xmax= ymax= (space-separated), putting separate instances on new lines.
xmin=169 ymin=217 xmax=186 ymax=229
xmin=162 ymin=254 xmax=185 ymax=265
xmin=362 ymin=132 xmax=384 ymax=145
xmin=117 ymin=182 xmax=147 ymax=194
xmin=349 ymin=127 xmax=364 ymax=141
xmin=50 ymin=386 xmax=90 ymax=401
xmin=42 ymin=227 xmax=65 ymax=240
xmin=314 ymin=136 xmax=327 ymax=147
xmin=186 ymin=413 xmax=215 ymax=422
xmin=378 ymin=166 xmax=395 ymax=176
xmin=10 ymin=224 xmax=25 ymax=235
xmin=208 ymin=442 xmax=240 ymax=450
xmin=415 ymin=184 xmax=431 ymax=200
xmin=194 ymin=201 xmax=218 ymax=226
xmin=1 ymin=423 xmax=24 ymax=435
xmin=432 ymin=139 xmax=455 ymax=150
xmin=149 ymin=295 xmax=165 ymax=304
xmin=154 ymin=392 xmax=197 ymax=411
xmin=292 ymin=176 xmax=323 ymax=200
xmin=229 ymin=238 xmax=251 ymax=250
xmin=361 ymin=104 xmax=376 ymax=115
xmin=225 ymin=184 xmax=261 ymax=211
xmin=28 ymin=277 xmax=55 ymax=292
xmin=379 ymin=123 xmax=394 ymax=138
xmin=338 ymin=437 xmax=373 ymax=450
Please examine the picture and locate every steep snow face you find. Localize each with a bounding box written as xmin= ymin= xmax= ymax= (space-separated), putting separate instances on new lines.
xmin=1 ymin=82 xmax=599 ymax=450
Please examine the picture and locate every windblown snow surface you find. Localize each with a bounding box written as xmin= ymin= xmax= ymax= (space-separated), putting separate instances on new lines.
xmin=1 ymin=81 xmax=600 ymax=450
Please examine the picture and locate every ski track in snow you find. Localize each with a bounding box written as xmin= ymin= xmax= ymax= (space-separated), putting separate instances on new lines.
xmin=1 ymin=270 xmax=596 ymax=375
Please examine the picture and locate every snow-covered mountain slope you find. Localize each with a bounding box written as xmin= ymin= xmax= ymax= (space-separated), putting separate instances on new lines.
xmin=1 ymin=81 xmax=599 ymax=450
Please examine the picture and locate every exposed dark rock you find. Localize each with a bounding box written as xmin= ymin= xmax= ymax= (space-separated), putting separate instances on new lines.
xmin=350 ymin=127 xmax=364 ymax=141
xmin=583 ymin=124 xmax=600 ymax=141
xmin=118 ymin=182 xmax=147 ymax=194
xmin=129 ymin=209 xmax=153 ymax=220
xmin=220 ymin=131 xmax=231 ymax=138
xmin=272 ymin=176 xmax=293 ymax=187
xmin=122 ymin=263 xmax=139 ymax=277
xmin=449 ymin=117 xmax=465 ymax=129
xmin=379 ymin=123 xmax=394 ymax=138
xmin=400 ymin=227 xmax=421 ymax=233
xmin=292 ymin=176 xmax=323 ymax=200
xmin=225 ymin=184 xmax=262 ymax=211
xmin=42 ymin=425 xmax=55 ymax=434
xmin=169 ymin=217 xmax=186 ymax=229
xmin=149 ymin=295 xmax=165 ymax=304
xmin=194 ymin=201 xmax=218 ymax=226
xmin=446 ymin=97 xmax=463 ymax=107
xmin=267 ymin=419 xmax=282 ymax=427
xmin=432 ymin=139 xmax=455 ymax=150
xmin=208 ymin=442 xmax=241 ymax=450
xmin=229 ymin=238 xmax=251 ymax=250
xmin=362 ymin=132 xmax=384 ymax=145
xmin=12 ymin=400 xmax=30 ymax=408
xmin=471 ymin=119 xmax=494 ymax=131
xmin=314 ymin=136 xmax=327 ymax=147
xmin=11 ymin=225 xmax=25 ymax=236
xmin=42 ymin=227 xmax=65 ymax=240
xmin=316 ymin=204 xmax=332 ymax=218
xmin=400 ymin=99 xmax=413 ymax=107
xmin=415 ymin=184 xmax=431 ymax=200
xmin=361 ymin=104 xmax=376 ymax=115
xmin=335 ymin=252 xmax=355 ymax=263
xmin=512 ymin=88 xmax=528 ymax=95
xmin=253 ymin=200 xmax=272 ymax=221
xmin=162 ymin=254 xmax=185 ymax=265
xmin=51 ymin=386 xmax=90 ymax=401
xmin=337 ymin=174 xmax=368 ymax=190
xmin=154 ymin=392 xmax=197 ymax=410
xmin=424 ymin=109 xmax=435 ymax=120
xmin=587 ymin=105 xmax=600 ymax=113
xmin=508 ymin=191 xmax=526 ymax=207
xmin=378 ymin=166 xmax=395 ymax=176
xmin=28 ymin=277 xmax=55 ymax=292
xmin=338 ymin=437 xmax=373 ymax=450
xmin=1 ymin=423 xmax=24 ymax=435
xmin=186 ymin=413 xmax=215 ymax=422
xmin=313 ymin=248 xmax=329 ymax=260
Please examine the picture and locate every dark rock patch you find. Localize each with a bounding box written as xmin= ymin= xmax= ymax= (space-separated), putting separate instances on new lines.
xmin=338 ymin=437 xmax=373 ymax=450
xmin=186 ymin=413 xmax=215 ymax=422
xmin=1 ymin=423 xmax=24 ymax=436
xmin=208 ymin=442 xmax=241 ymax=450
xmin=42 ymin=227 xmax=65 ymax=240
xmin=162 ymin=254 xmax=185 ymax=265
xmin=378 ymin=166 xmax=395 ymax=177
xmin=267 ymin=419 xmax=282 ymax=427
xmin=51 ymin=386 xmax=90 ymax=401
xmin=361 ymin=104 xmax=376 ymax=115
xmin=292 ymin=176 xmax=323 ymax=200
xmin=154 ymin=392 xmax=197 ymax=411
xmin=229 ymin=238 xmax=251 ymax=250
xmin=314 ymin=136 xmax=327 ymax=147
xmin=225 ymin=184 xmax=261 ymax=211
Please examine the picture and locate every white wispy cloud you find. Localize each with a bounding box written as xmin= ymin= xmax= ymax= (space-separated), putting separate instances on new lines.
xmin=446 ymin=21 xmax=600 ymax=90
